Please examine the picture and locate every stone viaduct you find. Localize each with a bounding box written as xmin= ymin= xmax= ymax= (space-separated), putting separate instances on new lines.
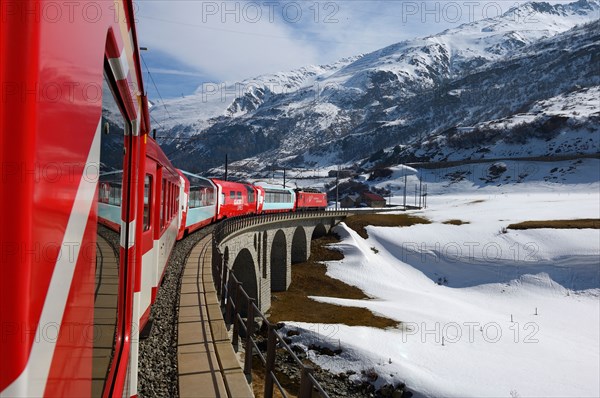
xmin=212 ymin=211 xmax=347 ymax=313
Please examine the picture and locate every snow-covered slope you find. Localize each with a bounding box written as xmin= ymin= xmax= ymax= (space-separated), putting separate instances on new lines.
xmin=392 ymin=86 xmax=600 ymax=163
xmin=283 ymin=158 xmax=600 ymax=397
xmin=151 ymin=56 xmax=361 ymax=134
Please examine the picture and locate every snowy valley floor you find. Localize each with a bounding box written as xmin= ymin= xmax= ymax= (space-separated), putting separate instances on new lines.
xmin=284 ymin=159 xmax=600 ymax=398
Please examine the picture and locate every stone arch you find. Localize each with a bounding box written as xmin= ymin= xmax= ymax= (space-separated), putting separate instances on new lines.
xmin=270 ymin=230 xmax=287 ymax=291
xmin=312 ymin=223 xmax=327 ymax=239
xmin=291 ymin=226 xmax=308 ymax=264
xmin=232 ymin=248 xmax=258 ymax=313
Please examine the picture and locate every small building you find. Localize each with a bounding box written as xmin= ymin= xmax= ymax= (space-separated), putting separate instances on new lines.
xmin=328 ymin=169 xmax=354 ymax=178
xmin=340 ymin=193 xmax=361 ymax=209
xmin=361 ymin=191 xmax=386 ymax=208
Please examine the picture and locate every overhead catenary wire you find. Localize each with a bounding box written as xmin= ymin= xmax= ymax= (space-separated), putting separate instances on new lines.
xmin=149 ymin=114 xmax=164 ymax=131
xmin=140 ymin=52 xmax=173 ymax=123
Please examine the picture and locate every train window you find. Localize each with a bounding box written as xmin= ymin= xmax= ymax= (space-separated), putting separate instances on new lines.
xmin=169 ymin=182 xmax=173 ymax=218
xmin=247 ymin=187 xmax=255 ymax=203
xmin=160 ymin=178 xmax=166 ymax=228
xmin=229 ymin=191 xmax=235 ymax=202
xmin=172 ymin=183 xmax=176 ymax=216
xmin=172 ymin=184 xmax=176 ymax=216
xmin=237 ymin=191 xmax=242 ymax=200
xmin=170 ymin=183 xmax=173 ymax=217
xmin=189 ymin=190 xmax=196 ymax=209
xmin=143 ymin=175 xmax=152 ymax=230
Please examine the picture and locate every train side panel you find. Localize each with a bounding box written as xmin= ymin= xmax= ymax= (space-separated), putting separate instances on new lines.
xmin=184 ymin=172 xmax=217 ymax=234
xmin=212 ymin=179 xmax=257 ymax=219
xmin=258 ymin=185 xmax=296 ymax=213
xmin=140 ymin=138 xmax=181 ymax=326
xmin=296 ymin=191 xmax=328 ymax=210
xmin=0 ymin=1 xmax=153 ymax=396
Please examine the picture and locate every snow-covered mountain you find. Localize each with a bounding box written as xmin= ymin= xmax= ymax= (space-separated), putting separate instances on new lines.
xmin=152 ymin=0 xmax=600 ymax=173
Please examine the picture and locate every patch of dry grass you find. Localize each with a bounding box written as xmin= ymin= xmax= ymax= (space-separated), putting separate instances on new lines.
xmin=252 ymin=358 xmax=290 ymax=398
xmin=442 ymin=219 xmax=470 ymax=225
xmin=468 ymin=199 xmax=485 ymax=204
xmin=344 ymin=214 xmax=431 ymax=239
xmin=267 ymin=234 xmax=398 ymax=329
xmin=508 ymin=219 xmax=600 ymax=230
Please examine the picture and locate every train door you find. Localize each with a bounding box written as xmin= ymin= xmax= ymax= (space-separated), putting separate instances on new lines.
xmin=139 ymin=157 xmax=157 ymax=327
xmin=155 ymin=167 xmax=167 ymax=298
xmin=93 ymin=72 xmax=129 ymax=398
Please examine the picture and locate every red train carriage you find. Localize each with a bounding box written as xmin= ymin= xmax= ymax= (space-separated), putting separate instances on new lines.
xmin=295 ymin=188 xmax=328 ymax=211
xmin=212 ymin=179 xmax=258 ymax=219
xmin=140 ymin=137 xmax=182 ymax=326
xmin=0 ymin=1 xmax=177 ymax=397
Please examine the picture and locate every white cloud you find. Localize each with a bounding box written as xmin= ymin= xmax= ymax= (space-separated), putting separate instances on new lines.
xmin=137 ymin=1 xmax=320 ymax=81
xmin=137 ymin=0 xmax=583 ymax=83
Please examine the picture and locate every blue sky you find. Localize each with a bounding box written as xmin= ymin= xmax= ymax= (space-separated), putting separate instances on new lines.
xmin=135 ymin=0 xmax=573 ymax=99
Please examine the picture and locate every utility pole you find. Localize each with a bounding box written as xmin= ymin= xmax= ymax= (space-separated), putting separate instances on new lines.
xmin=283 ymin=168 xmax=286 ymax=188
xmin=419 ymin=176 xmax=422 ymax=208
xmin=414 ymin=184 xmax=418 ymax=207
xmin=335 ymin=165 xmax=339 ymax=211
xmin=403 ymin=174 xmax=407 ymax=210
xmin=224 ymin=153 xmax=228 ymax=181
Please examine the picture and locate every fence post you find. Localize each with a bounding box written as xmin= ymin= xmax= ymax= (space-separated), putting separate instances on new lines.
xmin=214 ymin=251 xmax=222 ymax=298
xmin=244 ymin=298 xmax=256 ymax=383
xmin=298 ymin=366 xmax=314 ymax=398
xmin=232 ymin=281 xmax=242 ymax=351
xmin=225 ymin=277 xmax=233 ymax=328
xmin=263 ymin=324 xmax=276 ymax=398
xmin=220 ymin=260 xmax=228 ymax=307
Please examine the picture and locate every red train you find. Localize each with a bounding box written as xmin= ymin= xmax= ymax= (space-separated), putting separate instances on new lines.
xmin=0 ymin=2 xmax=327 ymax=396
xmin=101 ymin=171 xmax=328 ymax=239
xmin=179 ymin=175 xmax=328 ymax=236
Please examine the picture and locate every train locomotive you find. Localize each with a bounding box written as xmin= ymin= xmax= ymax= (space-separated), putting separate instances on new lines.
xmin=0 ymin=1 xmax=327 ymax=395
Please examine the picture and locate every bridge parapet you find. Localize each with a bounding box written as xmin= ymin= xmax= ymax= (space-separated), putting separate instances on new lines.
xmin=212 ymin=211 xmax=348 ymax=312
xmin=214 ymin=210 xmax=348 ymax=245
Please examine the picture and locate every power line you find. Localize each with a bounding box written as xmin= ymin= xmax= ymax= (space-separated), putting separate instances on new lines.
xmin=140 ymin=52 xmax=173 ymax=122
xmin=149 ymin=113 xmax=164 ymax=130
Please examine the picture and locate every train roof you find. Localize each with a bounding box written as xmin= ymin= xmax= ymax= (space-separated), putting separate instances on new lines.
xmin=253 ymin=182 xmax=295 ymax=192
xmin=295 ymin=187 xmax=323 ymax=193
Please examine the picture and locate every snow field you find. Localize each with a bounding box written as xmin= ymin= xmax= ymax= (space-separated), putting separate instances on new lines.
xmin=283 ymin=159 xmax=600 ymax=397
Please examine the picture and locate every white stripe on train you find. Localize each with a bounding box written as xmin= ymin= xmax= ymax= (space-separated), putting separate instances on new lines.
xmin=1 ymin=119 xmax=101 ymax=397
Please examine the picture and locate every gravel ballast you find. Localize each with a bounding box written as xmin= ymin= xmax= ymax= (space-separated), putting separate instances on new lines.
xmin=137 ymin=227 xmax=212 ymax=397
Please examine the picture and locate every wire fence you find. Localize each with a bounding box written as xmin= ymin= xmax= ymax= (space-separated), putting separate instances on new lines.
xmin=214 ymin=258 xmax=330 ymax=398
